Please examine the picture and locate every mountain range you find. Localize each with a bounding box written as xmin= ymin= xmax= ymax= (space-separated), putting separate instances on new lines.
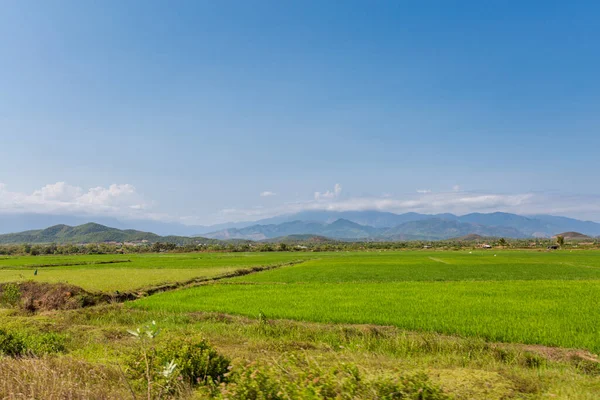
xmin=201 ymin=211 xmax=600 ymax=241
xmin=202 ymin=217 xmax=529 ymax=241
xmin=0 ymin=211 xmax=599 ymax=243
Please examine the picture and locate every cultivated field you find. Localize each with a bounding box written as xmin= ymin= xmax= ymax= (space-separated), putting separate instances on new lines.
xmin=0 ymin=252 xmax=323 ymax=292
xmin=134 ymin=250 xmax=600 ymax=352
xmin=1 ymin=249 xmax=600 ymax=399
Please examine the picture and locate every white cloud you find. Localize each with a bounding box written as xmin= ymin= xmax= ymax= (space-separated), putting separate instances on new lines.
xmin=453 ymin=185 xmax=461 ymax=192
xmin=32 ymin=182 xmax=83 ymax=201
xmin=260 ymin=191 xmax=277 ymax=197
xmin=315 ymin=183 xmax=342 ymax=200
xmin=219 ymin=184 xmax=600 ymax=223
xmin=0 ymin=182 xmax=150 ymax=218
xmin=416 ymin=189 xmax=431 ymax=194
xmin=3 ymin=182 xmax=600 ymax=227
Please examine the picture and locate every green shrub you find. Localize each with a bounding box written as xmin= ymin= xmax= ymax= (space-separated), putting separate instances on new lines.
xmin=124 ymin=335 xmax=230 ymax=393
xmin=0 ymin=330 xmax=27 ymax=356
xmin=216 ymin=355 xmax=449 ymax=399
xmin=0 ymin=283 xmax=21 ymax=307
xmin=0 ymin=329 xmax=66 ymax=357
xmin=155 ymin=336 xmax=230 ymax=385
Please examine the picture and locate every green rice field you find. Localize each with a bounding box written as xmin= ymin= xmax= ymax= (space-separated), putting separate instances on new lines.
xmin=3 ymin=249 xmax=600 ymax=351
xmin=131 ymin=250 xmax=600 ymax=352
xmin=0 ymin=252 xmax=323 ymax=292
xmin=3 ymin=249 xmax=600 ymax=398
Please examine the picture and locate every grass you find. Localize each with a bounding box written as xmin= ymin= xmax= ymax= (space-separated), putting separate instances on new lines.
xmin=0 ymin=252 xmax=324 ymax=292
xmin=0 ymin=252 xmax=324 ymax=270
xmin=0 ymin=357 xmax=131 ymax=399
xmin=4 ymin=305 xmax=600 ymax=399
xmin=133 ymin=280 xmax=600 ymax=353
xmin=130 ymin=250 xmax=600 ymax=353
xmin=2 ymin=249 xmax=600 ymax=398
xmin=0 ymin=268 xmax=241 ymax=292
xmin=233 ymin=250 xmax=600 ymax=282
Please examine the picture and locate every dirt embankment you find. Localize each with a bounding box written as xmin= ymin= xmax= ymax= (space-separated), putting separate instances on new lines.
xmin=0 ymin=281 xmax=111 ymax=312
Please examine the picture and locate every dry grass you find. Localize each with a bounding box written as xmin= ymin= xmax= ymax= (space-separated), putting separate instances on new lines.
xmin=0 ymin=356 xmax=131 ymax=400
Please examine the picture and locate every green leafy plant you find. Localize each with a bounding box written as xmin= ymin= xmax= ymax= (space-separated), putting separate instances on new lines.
xmin=216 ymin=355 xmax=449 ymax=399
xmin=0 ymin=329 xmax=66 ymax=357
xmin=123 ymin=321 xmax=230 ymax=399
xmin=153 ymin=336 xmax=230 ymax=386
xmin=125 ymin=321 xmax=177 ymax=400
xmin=0 ymin=283 xmax=21 ymax=307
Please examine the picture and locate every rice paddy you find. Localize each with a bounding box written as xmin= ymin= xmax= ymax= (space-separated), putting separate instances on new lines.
xmin=129 ymin=250 xmax=600 ymax=352
xmin=0 ymin=252 xmax=324 ymax=292
xmin=3 ymin=250 xmax=600 ymax=350
xmin=3 ymin=249 xmax=600 ymax=398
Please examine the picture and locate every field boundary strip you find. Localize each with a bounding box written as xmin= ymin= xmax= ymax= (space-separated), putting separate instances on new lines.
xmin=428 ymin=257 xmax=451 ymax=264
xmin=560 ymin=262 xmax=600 ymax=270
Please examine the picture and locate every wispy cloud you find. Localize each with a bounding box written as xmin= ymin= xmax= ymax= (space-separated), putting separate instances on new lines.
xmin=260 ymin=191 xmax=277 ymax=197
xmin=314 ymin=183 xmax=342 ymax=200
xmin=416 ymin=189 xmax=431 ymax=194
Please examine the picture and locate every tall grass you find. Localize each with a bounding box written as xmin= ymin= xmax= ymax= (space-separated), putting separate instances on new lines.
xmin=0 ymin=357 xmax=131 ymax=399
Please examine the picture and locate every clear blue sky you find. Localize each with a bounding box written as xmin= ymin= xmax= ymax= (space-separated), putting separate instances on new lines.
xmin=1 ymin=1 xmax=599 ymax=224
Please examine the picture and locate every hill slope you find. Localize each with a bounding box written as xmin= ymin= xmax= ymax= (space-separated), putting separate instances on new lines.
xmin=553 ymin=232 xmax=592 ymax=240
xmin=0 ymin=223 xmax=216 ymax=245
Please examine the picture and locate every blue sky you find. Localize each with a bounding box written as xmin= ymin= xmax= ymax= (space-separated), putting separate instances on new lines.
xmin=1 ymin=1 xmax=599 ymax=224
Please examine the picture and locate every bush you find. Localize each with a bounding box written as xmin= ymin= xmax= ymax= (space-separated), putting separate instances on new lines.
xmin=0 ymin=283 xmax=21 ymax=307
xmin=0 ymin=329 xmax=27 ymax=356
xmin=124 ymin=334 xmax=230 ymax=395
xmin=216 ymin=355 xmax=449 ymax=399
xmin=0 ymin=329 xmax=66 ymax=357
xmin=155 ymin=336 xmax=230 ymax=385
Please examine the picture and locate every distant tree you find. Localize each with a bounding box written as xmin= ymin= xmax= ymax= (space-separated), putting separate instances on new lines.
xmin=556 ymin=235 xmax=565 ymax=247
xmin=498 ymin=238 xmax=508 ymax=247
xmin=151 ymin=242 xmax=163 ymax=252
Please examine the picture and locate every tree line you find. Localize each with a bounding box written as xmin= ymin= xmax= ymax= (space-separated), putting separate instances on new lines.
xmin=0 ymin=237 xmax=596 ymax=256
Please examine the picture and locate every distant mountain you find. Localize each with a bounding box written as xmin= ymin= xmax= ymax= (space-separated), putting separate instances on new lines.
xmin=204 ymin=219 xmax=379 ymax=240
xmin=0 ymin=223 xmax=217 ymax=245
xmin=0 ymin=213 xmax=217 ymax=236
xmin=252 ymin=211 xmax=435 ymax=228
xmin=458 ymin=212 xmax=549 ymax=236
xmin=530 ymin=215 xmax=600 ymax=237
xmin=204 ymin=217 xmax=528 ymax=241
xmin=2 ymin=211 xmax=600 ymax=241
xmin=261 ymin=235 xmax=337 ymax=244
xmin=379 ymin=219 xmax=528 ymax=241
xmin=250 ymin=211 xmax=600 ymax=238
